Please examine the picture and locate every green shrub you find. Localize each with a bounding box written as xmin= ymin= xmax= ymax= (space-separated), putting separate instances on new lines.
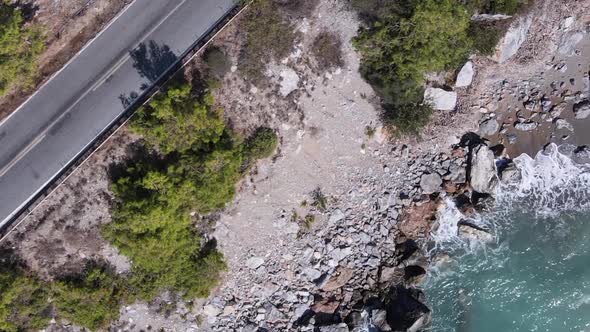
xmin=107 ymin=79 xmax=278 ymax=303
xmin=310 ymin=187 xmax=328 ymax=212
xmin=0 ymin=264 xmax=51 ymax=332
xmin=240 ymin=0 xmax=296 ymax=82
xmin=132 ymin=81 xmax=225 ymax=154
xmin=353 ymin=0 xmax=472 ymax=135
xmin=303 ymin=214 xmax=315 ymax=229
xmin=354 ymin=0 xmax=471 ymax=86
xmin=468 ymin=21 xmax=506 ymax=55
xmin=203 ymin=46 xmax=230 ymax=79
xmin=350 ymin=0 xmax=414 ymax=24
xmin=0 ymin=3 xmax=45 ymax=96
xmin=463 ymin=0 xmax=527 ymax=14
xmin=52 ymin=264 xmax=129 ymax=330
xmin=382 ymin=101 xmax=433 ymax=135
xmin=244 ymin=127 xmax=278 ymax=162
xmin=103 ymin=146 xmax=232 ymax=299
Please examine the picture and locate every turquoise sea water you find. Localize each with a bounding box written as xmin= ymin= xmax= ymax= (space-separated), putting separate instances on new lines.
xmin=425 ymin=145 xmax=590 ymax=332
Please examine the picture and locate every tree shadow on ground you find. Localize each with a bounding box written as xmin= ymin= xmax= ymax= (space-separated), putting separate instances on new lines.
xmin=107 ymin=141 xmax=172 ymax=187
xmin=4 ymin=2 xmax=39 ymax=22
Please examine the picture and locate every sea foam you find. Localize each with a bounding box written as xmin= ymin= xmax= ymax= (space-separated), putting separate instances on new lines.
xmin=431 ymin=143 xmax=590 ymax=251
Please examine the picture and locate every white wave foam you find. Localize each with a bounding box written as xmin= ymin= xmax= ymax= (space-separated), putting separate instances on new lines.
xmin=430 ymin=197 xmax=463 ymax=247
xmin=500 ymin=143 xmax=590 ymax=216
xmin=430 ymin=143 xmax=590 ymax=251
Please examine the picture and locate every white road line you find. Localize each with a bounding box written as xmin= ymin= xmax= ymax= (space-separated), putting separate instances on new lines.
xmin=92 ymin=54 xmax=131 ymax=91
xmin=0 ymin=0 xmax=141 ymax=129
xmin=0 ymin=134 xmax=46 ymax=178
xmin=91 ymin=0 xmax=189 ymax=92
xmin=0 ymin=3 xmax=249 ymax=242
xmin=0 ymin=0 xmax=189 ymax=178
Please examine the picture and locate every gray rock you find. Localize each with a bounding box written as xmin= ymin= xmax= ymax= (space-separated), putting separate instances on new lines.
xmin=479 ymin=118 xmax=500 ymax=136
xmin=458 ymin=221 xmax=494 ymax=243
xmin=455 ymin=61 xmax=474 ymax=88
xmin=319 ymin=324 xmax=349 ymax=332
xmin=372 ymin=309 xmax=392 ymax=331
xmin=303 ymin=267 xmax=322 ymax=281
xmin=541 ymin=98 xmax=552 ymax=112
xmin=573 ymin=146 xmax=590 ymax=164
xmin=203 ymin=305 xmax=221 ymax=324
xmin=470 ymin=144 xmax=498 ymax=194
xmin=514 ymin=121 xmax=538 ymax=131
xmin=550 ymin=102 xmax=567 ymax=118
xmin=573 ymin=100 xmax=590 ymax=119
xmin=294 ymin=304 xmax=310 ymax=321
xmin=408 ymin=313 xmax=431 ymax=332
xmin=420 ymin=173 xmax=442 ymax=194
xmin=330 ymin=247 xmax=352 ymax=261
xmin=424 ymin=88 xmax=457 ymax=111
xmin=558 ymin=31 xmax=585 ymax=56
xmin=493 ymin=16 xmax=532 ymax=63
xmin=555 ymin=118 xmax=574 ymax=131
xmin=246 ymin=257 xmax=265 ymax=269
xmin=506 ymin=133 xmax=518 ymax=145
xmin=499 ymin=162 xmax=521 ymax=184
xmin=329 ymin=209 xmax=345 ymax=224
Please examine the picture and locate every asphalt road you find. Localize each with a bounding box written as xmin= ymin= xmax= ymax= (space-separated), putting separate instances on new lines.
xmin=0 ymin=0 xmax=236 ymax=228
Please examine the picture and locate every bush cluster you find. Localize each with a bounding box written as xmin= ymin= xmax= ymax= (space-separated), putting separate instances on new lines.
xmin=353 ymin=0 xmax=471 ymax=134
xmin=462 ymin=0 xmax=528 ymax=15
xmin=0 ymin=3 xmax=45 ymax=96
xmin=0 ymin=260 xmax=126 ymax=331
xmin=1 ymin=78 xmax=278 ymax=330
xmin=104 ymin=79 xmax=278 ymax=300
xmin=352 ymin=0 xmax=528 ymax=135
xmin=0 ymin=262 xmax=50 ymax=332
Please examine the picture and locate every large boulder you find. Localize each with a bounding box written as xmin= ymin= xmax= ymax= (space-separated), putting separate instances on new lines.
xmin=558 ymin=31 xmax=585 ymax=56
xmin=573 ymin=146 xmax=590 ymax=164
xmin=279 ymin=67 xmax=300 ymax=96
xmin=493 ymin=16 xmax=532 ymax=63
xmin=424 ymin=88 xmax=457 ymax=111
xmin=555 ymin=118 xmax=574 ymax=131
xmin=455 ymin=61 xmax=474 ymax=87
xmin=383 ymin=286 xmax=431 ymax=332
xmin=469 ymin=144 xmax=498 ymax=194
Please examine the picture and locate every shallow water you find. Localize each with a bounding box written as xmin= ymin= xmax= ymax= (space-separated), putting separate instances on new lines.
xmin=425 ymin=145 xmax=590 ymax=332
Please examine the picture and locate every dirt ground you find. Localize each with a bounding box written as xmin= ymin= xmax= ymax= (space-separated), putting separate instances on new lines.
xmin=2 ymin=128 xmax=136 ymax=280
xmin=0 ymin=0 xmax=130 ymax=119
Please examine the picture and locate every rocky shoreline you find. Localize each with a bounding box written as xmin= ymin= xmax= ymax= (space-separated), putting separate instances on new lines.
xmin=198 ymin=6 xmax=590 ymax=332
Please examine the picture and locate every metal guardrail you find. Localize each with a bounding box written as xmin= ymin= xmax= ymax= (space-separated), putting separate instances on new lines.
xmin=0 ymin=3 xmax=244 ymax=241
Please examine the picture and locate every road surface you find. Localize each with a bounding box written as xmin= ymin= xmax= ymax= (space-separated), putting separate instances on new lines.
xmin=0 ymin=0 xmax=236 ymax=229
